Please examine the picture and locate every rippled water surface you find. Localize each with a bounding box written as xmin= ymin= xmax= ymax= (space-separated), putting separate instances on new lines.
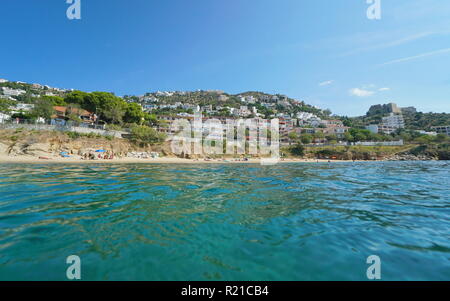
xmin=0 ymin=162 xmax=449 ymax=280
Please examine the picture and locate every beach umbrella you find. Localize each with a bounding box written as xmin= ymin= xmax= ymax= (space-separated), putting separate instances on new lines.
xmin=95 ymin=150 xmax=106 ymax=153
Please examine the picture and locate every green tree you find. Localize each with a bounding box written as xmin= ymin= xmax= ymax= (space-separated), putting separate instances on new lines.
xmin=90 ymin=92 xmax=127 ymax=124
xmin=288 ymin=131 xmax=299 ymax=142
xmin=64 ymin=91 xmax=92 ymax=109
xmin=31 ymin=99 xmax=54 ymax=120
xmin=290 ymin=143 xmax=305 ymax=157
xmin=435 ymin=133 xmax=448 ymax=143
xmin=323 ymin=109 xmax=332 ymax=117
xmin=325 ymin=134 xmax=337 ymax=142
xmin=130 ymin=125 xmax=166 ymax=146
xmin=415 ymin=135 xmax=434 ymax=144
xmin=103 ymin=105 xmax=125 ymax=124
xmin=300 ymin=134 xmax=313 ymax=144
xmin=41 ymin=95 xmax=66 ymax=106
xmin=0 ymin=99 xmax=14 ymax=113
xmin=314 ymin=131 xmax=325 ymax=139
xmin=64 ymin=91 xmax=128 ymax=124
xmin=344 ymin=132 xmax=354 ymax=142
xmin=145 ymin=113 xmax=160 ymax=126
xmin=342 ymin=118 xmax=353 ymax=127
xmin=399 ymin=132 xmax=412 ymax=142
xmin=124 ymin=103 xmax=145 ymax=124
xmin=354 ymin=132 xmax=367 ymax=142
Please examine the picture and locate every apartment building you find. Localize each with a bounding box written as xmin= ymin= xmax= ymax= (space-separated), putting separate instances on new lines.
xmin=382 ymin=113 xmax=405 ymax=129
xmin=2 ymin=87 xmax=26 ymax=97
xmin=432 ymin=126 xmax=450 ymax=136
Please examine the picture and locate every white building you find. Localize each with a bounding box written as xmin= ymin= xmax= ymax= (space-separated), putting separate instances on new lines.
xmin=308 ymin=117 xmax=322 ymax=127
xmin=2 ymin=87 xmax=26 ymax=97
xmin=142 ymin=96 xmax=159 ymax=103
xmin=277 ymin=100 xmax=291 ymax=108
xmin=260 ymin=95 xmax=270 ymax=102
xmin=261 ymin=103 xmax=275 ymax=109
xmin=143 ymin=104 xmax=158 ymax=111
xmin=12 ymin=103 xmax=34 ymax=112
xmin=181 ymin=103 xmax=196 ymax=110
xmin=155 ymin=91 xmax=174 ymax=97
xmin=202 ymin=105 xmax=214 ymax=114
xmin=0 ymin=79 xmax=8 ymax=83
xmin=367 ymin=114 xmax=405 ymax=135
xmin=296 ymin=112 xmax=317 ymax=121
xmin=240 ymin=95 xmax=257 ymax=104
xmin=234 ymin=105 xmax=252 ymax=117
xmin=0 ymin=112 xmax=11 ymax=123
xmin=432 ymin=126 xmax=450 ymax=136
xmin=0 ymin=95 xmax=15 ymax=101
xmin=382 ymin=113 xmax=405 ymax=129
xmin=417 ymin=130 xmax=437 ymax=136
xmin=320 ymin=119 xmax=344 ymax=127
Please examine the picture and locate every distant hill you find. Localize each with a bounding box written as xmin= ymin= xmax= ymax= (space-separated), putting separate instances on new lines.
xmin=128 ymin=90 xmax=327 ymax=118
xmin=0 ymin=80 xmax=329 ymax=120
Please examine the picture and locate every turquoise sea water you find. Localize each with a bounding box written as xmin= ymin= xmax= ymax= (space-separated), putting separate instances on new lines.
xmin=0 ymin=162 xmax=449 ymax=281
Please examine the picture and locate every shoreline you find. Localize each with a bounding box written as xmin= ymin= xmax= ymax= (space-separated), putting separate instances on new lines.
xmin=0 ymin=155 xmax=365 ymax=164
xmin=0 ymin=155 xmax=442 ymax=164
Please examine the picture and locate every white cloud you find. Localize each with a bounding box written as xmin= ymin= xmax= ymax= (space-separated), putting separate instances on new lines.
xmin=319 ymin=80 xmax=334 ymax=86
xmin=340 ymin=32 xmax=434 ymax=57
xmin=379 ymin=47 xmax=450 ymax=66
xmin=349 ymin=88 xmax=374 ymax=97
xmin=362 ymin=84 xmax=376 ymax=89
xmin=378 ymin=87 xmax=390 ymax=92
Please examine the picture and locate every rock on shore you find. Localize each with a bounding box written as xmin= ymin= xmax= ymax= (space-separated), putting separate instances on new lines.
xmin=385 ymin=154 xmax=437 ymax=161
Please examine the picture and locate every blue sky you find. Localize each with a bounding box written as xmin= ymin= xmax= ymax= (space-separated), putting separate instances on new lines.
xmin=1 ymin=0 xmax=449 ymax=116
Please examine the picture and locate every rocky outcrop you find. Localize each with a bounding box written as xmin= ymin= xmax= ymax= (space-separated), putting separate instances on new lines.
xmin=0 ymin=129 xmax=174 ymax=158
xmin=386 ymin=154 xmax=437 ymax=161
xmin=385 ymin=144 xmax=450 ymax=161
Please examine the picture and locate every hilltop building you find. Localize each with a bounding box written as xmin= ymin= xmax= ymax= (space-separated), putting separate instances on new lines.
xmin=401 ymin=107 xmax=417 ymax=114
xmin=367 ymin=102 xmax=416 ymax=116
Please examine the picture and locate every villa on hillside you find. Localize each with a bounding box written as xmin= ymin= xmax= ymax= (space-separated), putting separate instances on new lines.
xmin=51 ymin=106 xmax=98 ymax=126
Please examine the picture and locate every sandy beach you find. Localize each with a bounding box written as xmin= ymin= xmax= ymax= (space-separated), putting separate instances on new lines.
xmin=0 ymin=154 xmax=347 ymax=164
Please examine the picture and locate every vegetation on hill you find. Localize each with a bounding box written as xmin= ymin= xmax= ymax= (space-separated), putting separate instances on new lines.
xmin=402 ymin=112 xmax=450 ymax=130
xmin=1 ymin=80 xmax=330 ymax=125
xmin=1 ymin=81 xmax=449 ymax=151
xmin=340 ymin=107 xmax=450 ymax=131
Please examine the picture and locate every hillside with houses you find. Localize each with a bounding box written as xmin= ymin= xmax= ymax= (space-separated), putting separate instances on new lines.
xmin=1 ymin=78 xmax=449 ymax=151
